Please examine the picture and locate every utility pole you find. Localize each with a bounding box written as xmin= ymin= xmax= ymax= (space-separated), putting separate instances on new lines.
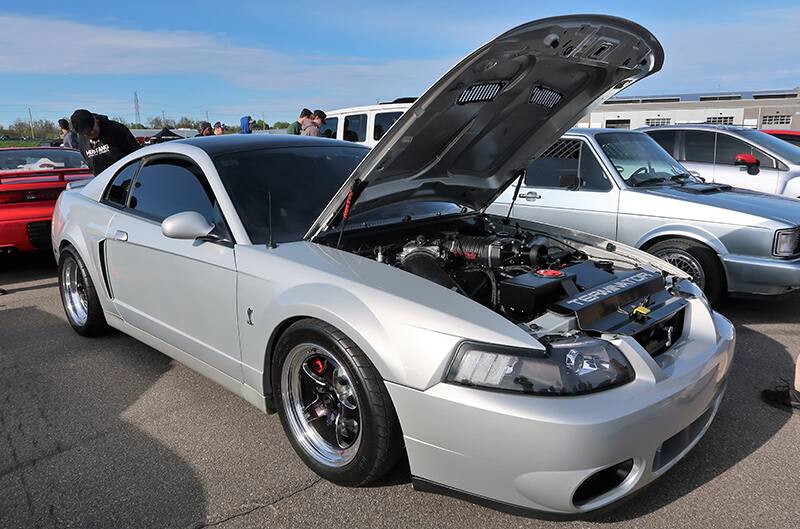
xmin=27 ymin=107 xmax=35 ymax=139
xmin=134 ymin=91 xmax=141 ymax=125
xmin=205 ymin=110 xmax=209 ymax=122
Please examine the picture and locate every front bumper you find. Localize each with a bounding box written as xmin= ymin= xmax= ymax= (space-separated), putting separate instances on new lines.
xmin=387 ymin=303 xmax=735 ymax=515
xmin=722 ymin=253 xmax=800 ymax=296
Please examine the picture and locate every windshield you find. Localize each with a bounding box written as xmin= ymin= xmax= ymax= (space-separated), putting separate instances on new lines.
xmin=0 ymin=149 xmax=88 ymax=174
xmin=214 ymin=145 xmax=367 ymax=244
xmin=596 ymin=132 xmax=693 ymax=187
xmin=738 ymin=129 xmax=800 ymax=164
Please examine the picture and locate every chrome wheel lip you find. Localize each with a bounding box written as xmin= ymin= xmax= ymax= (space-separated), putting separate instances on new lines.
xmin=281 ymin=343 xmax=361 ymax=467
xmin=61 ymin=257 xmax=89 ymax=326
xmin=653 ymin=249 xmax=706 ymax=290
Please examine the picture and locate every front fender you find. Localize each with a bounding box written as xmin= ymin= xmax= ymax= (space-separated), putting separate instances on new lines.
xmin=634 ymin=224 xmax=728 ymax=256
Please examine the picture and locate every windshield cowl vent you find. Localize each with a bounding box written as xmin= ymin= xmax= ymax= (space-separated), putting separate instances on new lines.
xmin=457 ymin=82 xmax=504 ymax=104
xmin=529 ymin=85 xmax=563 ymax=108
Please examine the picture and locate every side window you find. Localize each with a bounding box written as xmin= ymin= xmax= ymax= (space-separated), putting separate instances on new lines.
xmin=525 ymin=140 xmax=611 ymax=191
xmin=682 ymin=131 xmax=715 ymax=163
xmin=128 ymin=159 xmax=223 ymax=225
xmin=715 ymin=134 xmax=776 ymax=168
xmin=103 ymin=160 xmax=139 ymax=207
xmin=647 ymin=130 xmax=677 ymax=157
xmin=374 ymin=112 xmax=402 ymax=141
xmin=343 ymin=114 xmax=367 ymax=142
xmin=320 ymin=117 xmax=338 ymax=139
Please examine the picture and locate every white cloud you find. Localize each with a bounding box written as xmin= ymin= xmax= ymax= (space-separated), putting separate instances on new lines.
xmin=0 ymin=14 xmax=453 ymax=94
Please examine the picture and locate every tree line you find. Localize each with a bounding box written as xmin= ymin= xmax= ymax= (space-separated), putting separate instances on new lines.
xmin=1 ymin=116 xmax=292 ymax=139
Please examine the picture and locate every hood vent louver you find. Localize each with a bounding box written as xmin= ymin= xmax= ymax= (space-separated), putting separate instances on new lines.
xmin=457 ymin=82 xmax=504 ymax=104
xmin=530 ymin=85 xmax=563 ymax=108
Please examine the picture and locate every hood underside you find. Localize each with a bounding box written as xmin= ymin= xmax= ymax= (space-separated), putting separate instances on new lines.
xmin=308 ymin=14 xmax=663 ymax=239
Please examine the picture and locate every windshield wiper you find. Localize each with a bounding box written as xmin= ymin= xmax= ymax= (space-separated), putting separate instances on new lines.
xmin=630 ymin=178 xmax=669 ymax=188
xmin=668 ymin=172 xmax=695 ymax=183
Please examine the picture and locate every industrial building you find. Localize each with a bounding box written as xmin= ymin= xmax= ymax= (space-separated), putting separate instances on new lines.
xmin=577 ymin=87 xmax=800 ymax=130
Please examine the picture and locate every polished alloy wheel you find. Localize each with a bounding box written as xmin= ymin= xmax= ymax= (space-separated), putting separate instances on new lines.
xmin=62 ymin=257 xmax=89 ymax=326
xmin=281 ymin=343 xmax=361 ymax=467
xmin=653 ymin=248 xmax=706 ymax=290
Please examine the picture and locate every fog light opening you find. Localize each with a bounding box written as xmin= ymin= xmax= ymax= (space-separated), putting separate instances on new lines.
xmin=572 ymin=459 xmax=634 ymax=507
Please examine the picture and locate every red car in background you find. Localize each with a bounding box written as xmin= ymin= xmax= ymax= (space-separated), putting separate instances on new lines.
xmin=762 ymin=129 xmax=800 ymax=148
xmin=0 ymin=147 xmax=92 ymax=254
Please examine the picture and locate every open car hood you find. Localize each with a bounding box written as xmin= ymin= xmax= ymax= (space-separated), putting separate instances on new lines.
xmin=307 ymin=15 xmax=663 ymax=240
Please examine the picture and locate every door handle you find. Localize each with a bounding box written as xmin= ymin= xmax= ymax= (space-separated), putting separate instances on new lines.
xmin=518 ymin=191 xmax=541 ymax=201
xmin=114 ymin=230 xmax=128 ymax=242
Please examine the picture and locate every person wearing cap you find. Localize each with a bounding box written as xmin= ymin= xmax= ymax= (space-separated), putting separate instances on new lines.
xmin=286 ymin=108 xmax=312 ymax=135
xmin=240 ymin=116 xmax=256 ymax=134
xmin=213 ymin=122 xmax=224 ymax=135
xmin=301 ymin=109 xmax=326 ymax=137
xmin=70 ymin=109 xmax=139 ymax=176
xmin=196 ymin=121 xmax=213 ymax=137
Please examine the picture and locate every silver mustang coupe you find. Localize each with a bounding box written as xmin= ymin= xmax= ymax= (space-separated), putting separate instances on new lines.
xmin=52 ymin=16 xmax=734 ymax=516
xmin=487 ymin=129 xmax=800 ymax=304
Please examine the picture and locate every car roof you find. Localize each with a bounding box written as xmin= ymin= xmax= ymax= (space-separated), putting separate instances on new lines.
xmin=173 ymin=134 xmax=370 ymax=156
xmin=762 ymin=129 xmax=800 ymax=137
xmin=326 ymin=103 xmax=414 ymax=116
xmin=637 ymin=124 xmax=749 ymax=133
xmin=565 ymin=128 xmax=645 ymax=137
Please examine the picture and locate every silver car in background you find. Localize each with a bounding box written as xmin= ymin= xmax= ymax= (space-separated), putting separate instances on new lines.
xmin=488 ymin=129 xmax=800 ymax=303
xmin=641 ymin=124 xmax=800 ymax=196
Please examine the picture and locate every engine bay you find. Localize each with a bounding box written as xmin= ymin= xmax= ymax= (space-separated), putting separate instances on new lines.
xmin=325 ymin=215 xmax=688 ymax=353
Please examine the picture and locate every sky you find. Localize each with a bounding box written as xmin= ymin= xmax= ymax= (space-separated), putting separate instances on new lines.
xmin=1 ymin=0 xmax=799 ymax=128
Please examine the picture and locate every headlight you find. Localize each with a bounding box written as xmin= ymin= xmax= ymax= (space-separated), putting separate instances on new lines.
xmin=445 ymin=336 xmax=634 ymax=396
xmin=773 ymin=228 xmax=800 ymax=257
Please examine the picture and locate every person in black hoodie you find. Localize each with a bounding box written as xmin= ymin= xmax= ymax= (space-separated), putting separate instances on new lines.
xmin=70 ymin=109 xmax=140 ymax=175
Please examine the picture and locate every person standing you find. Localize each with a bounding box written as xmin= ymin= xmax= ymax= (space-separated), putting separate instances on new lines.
xmin=301 ymin=110 xmax=327 ymax=137
xmin=70 ymin=109 xmax=139 ymax=176
xmin=240 ymin=116 xmax=255 ymax=134
xmin=58 ymin=119 xmax=79 ymax=150
xmin=286 ymin=108 xmax=312 ymax=135
xmin=762 ymin=358 xmax=800 ymax=414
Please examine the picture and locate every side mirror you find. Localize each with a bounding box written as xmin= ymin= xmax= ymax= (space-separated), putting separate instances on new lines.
xmin=558 ymin=173 xmax=580 ymax=190
xmin=734 ymin=153 xmax=760 ymax=175
xmin=161 ymin=211 xmax=214 ymax=240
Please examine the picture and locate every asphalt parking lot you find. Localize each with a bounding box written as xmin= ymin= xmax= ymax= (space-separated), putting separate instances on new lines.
xmin=1 ymin=252 xmax=799 ymax=529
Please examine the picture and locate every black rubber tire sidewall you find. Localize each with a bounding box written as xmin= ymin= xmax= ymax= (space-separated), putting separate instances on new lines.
xmin=58 ymin=246 xmax=108 ymax=337
xmin=272 ymin=319 xmax=402 ymax=487
xmin=648 ymin=239 xmax=725 ymax=306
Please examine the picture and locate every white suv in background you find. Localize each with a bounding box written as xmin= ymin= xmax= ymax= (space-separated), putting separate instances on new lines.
xmin=321 ymin=99 xmax=414 ymax=147
xmin=641 ymin=124 xmax=800 ymax=197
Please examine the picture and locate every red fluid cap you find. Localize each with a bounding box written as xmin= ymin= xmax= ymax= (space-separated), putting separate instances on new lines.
xmin=535 ymin=269 xmax=564 ymax=278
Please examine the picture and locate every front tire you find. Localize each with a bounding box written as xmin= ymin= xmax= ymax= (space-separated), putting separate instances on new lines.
xmin=272 ymin=319 xmax=403 ymax=486
xmin=648 ymin=238 xmax=725 ymax=305
xmin=58 ymin=245 xmax=108 ymax=336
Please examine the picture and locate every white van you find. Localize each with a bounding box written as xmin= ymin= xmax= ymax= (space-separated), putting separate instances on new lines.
xmin=321 ymin=99 xmax=414 ymax=148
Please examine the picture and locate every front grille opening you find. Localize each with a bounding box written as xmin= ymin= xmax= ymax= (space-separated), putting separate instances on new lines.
xmin=572 ymin=459 xmax=634 ymax=507
xmin=529 ymin=85 xmax=563 ymax=108
xmin=632 ymin=307 xmax=686 ymax=357
xmin=652 ymin=405 xmax=715 ymax=472
xmin=456 ymin=82 xmax=503 ymax=104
